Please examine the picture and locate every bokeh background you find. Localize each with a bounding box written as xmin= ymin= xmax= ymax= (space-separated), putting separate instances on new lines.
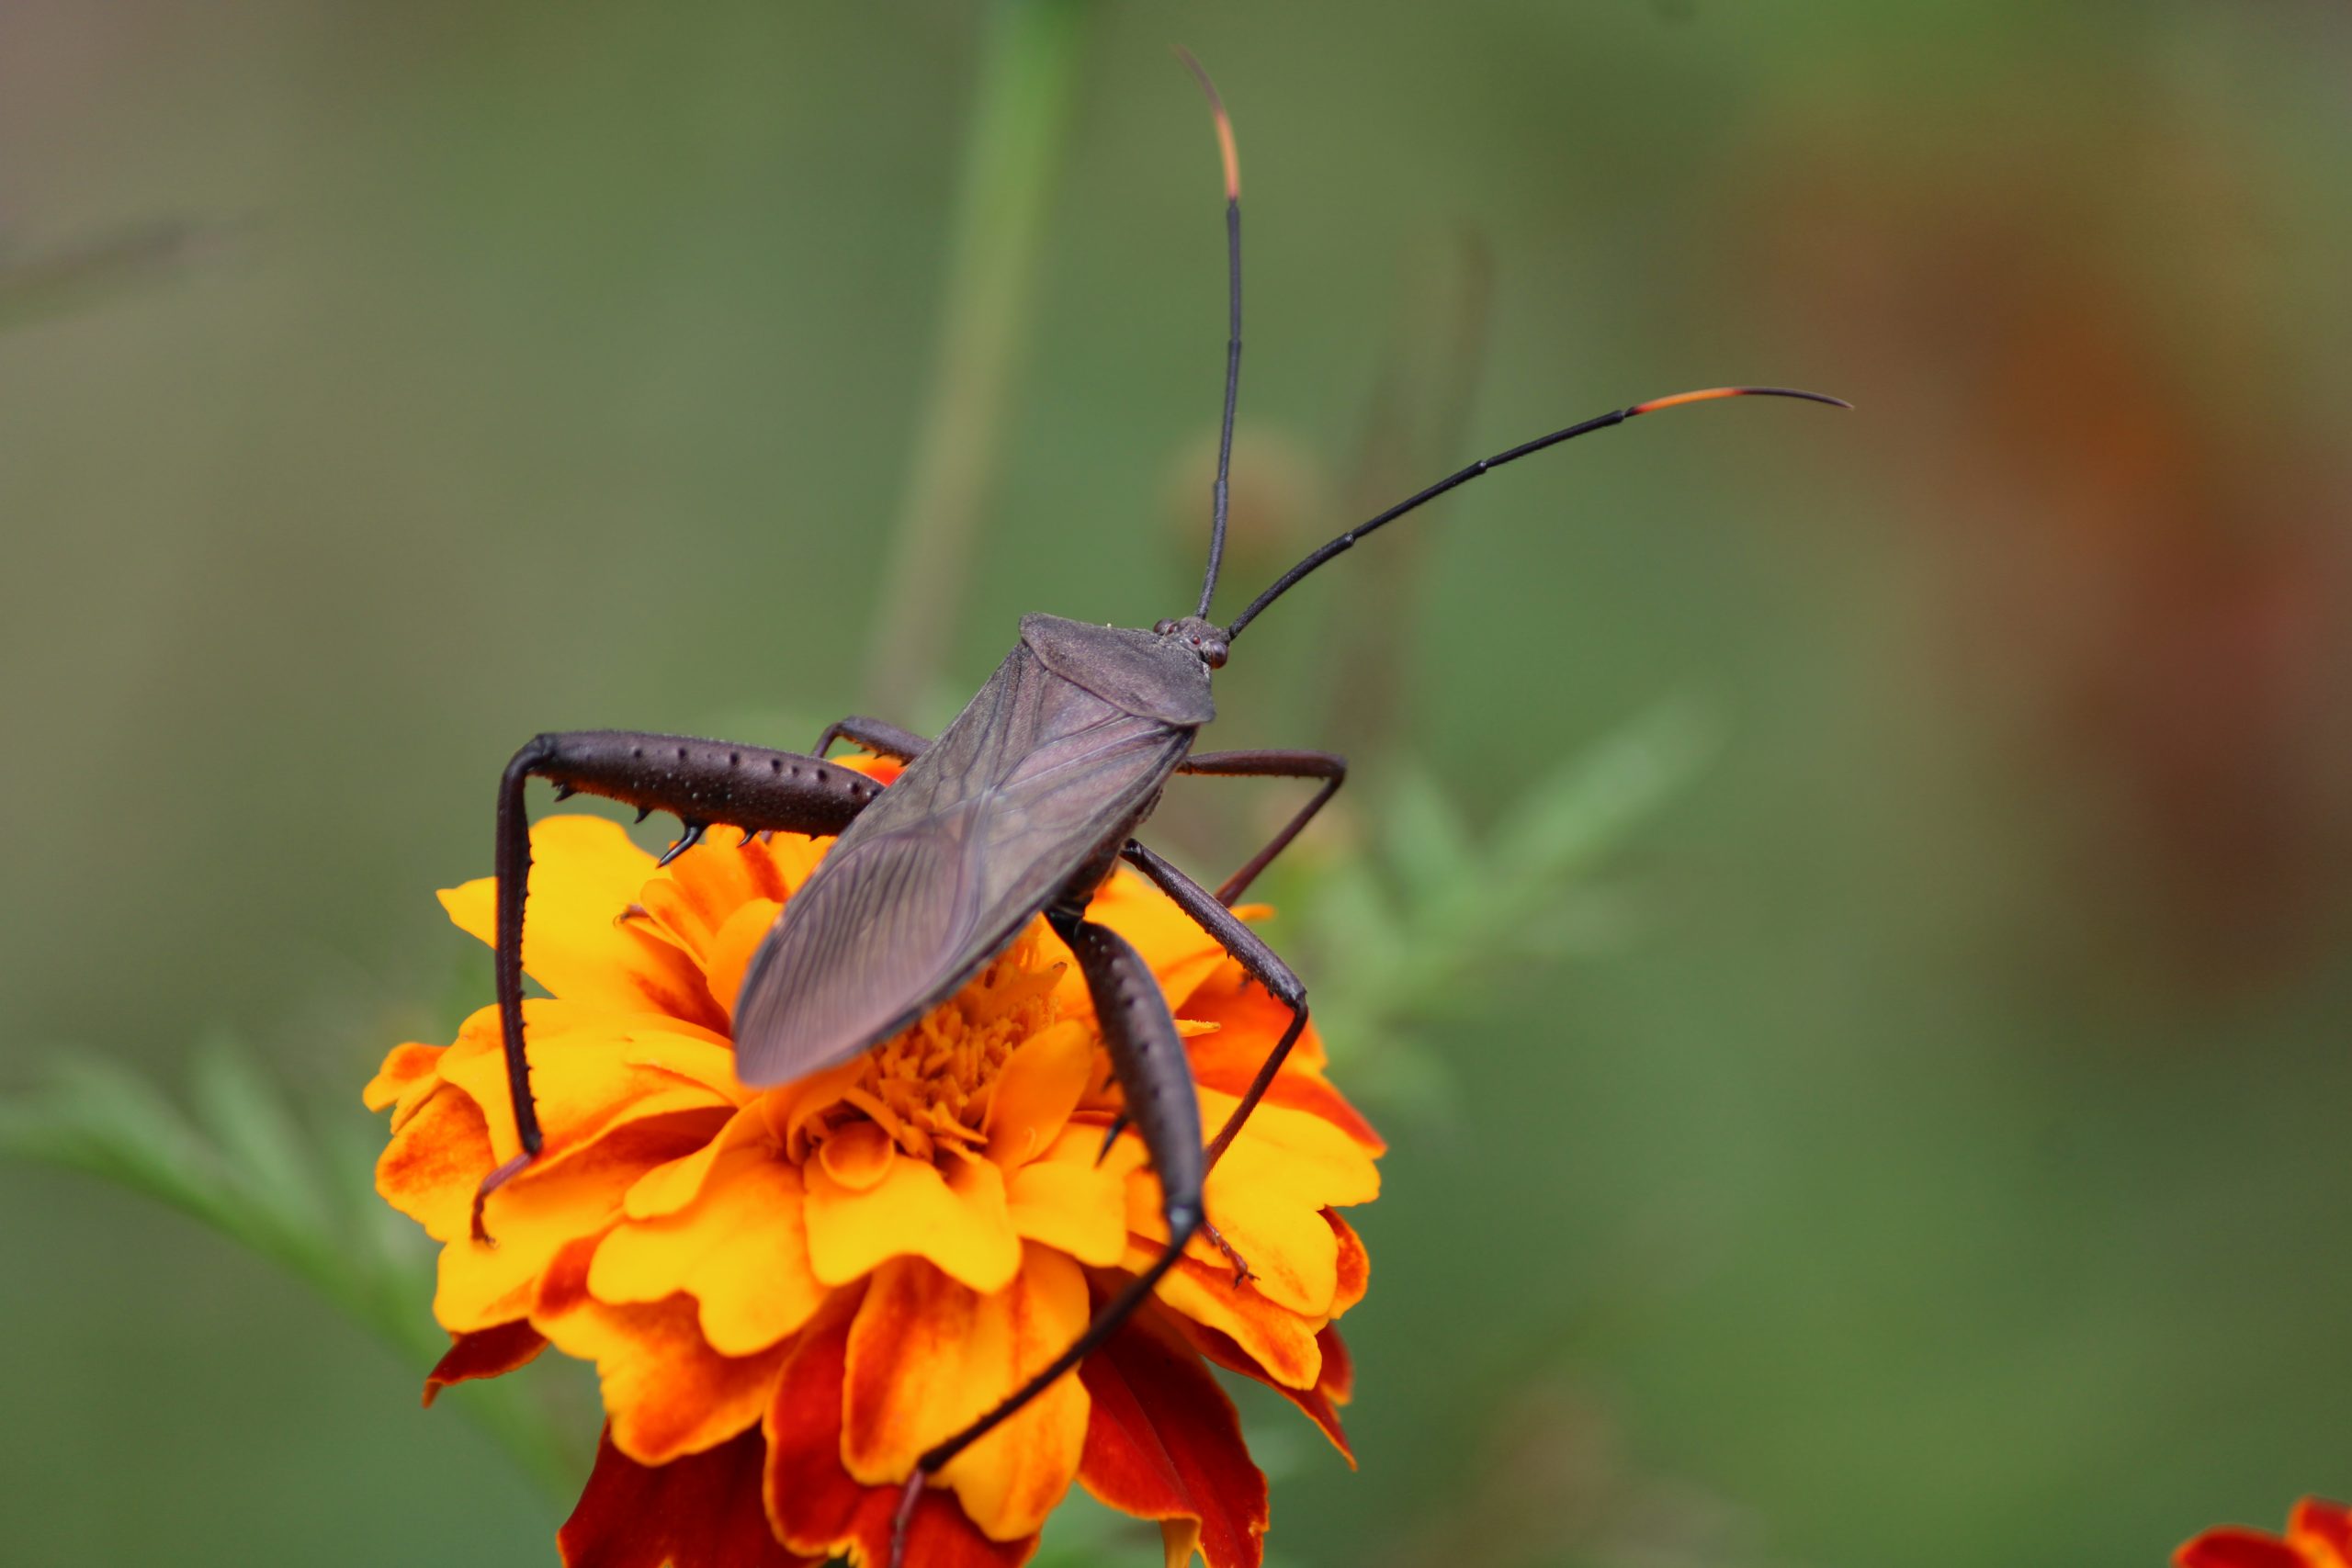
xmin=5 ymin=3 xmax=2351 ymax=1564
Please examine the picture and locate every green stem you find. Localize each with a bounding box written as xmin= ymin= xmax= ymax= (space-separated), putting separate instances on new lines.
xmin=864 ymin=0 xmax=1095 ymax=714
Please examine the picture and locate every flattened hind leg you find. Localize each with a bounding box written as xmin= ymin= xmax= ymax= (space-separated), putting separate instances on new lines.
xmin=888 ymin=907 xmax=1207 ymax=1568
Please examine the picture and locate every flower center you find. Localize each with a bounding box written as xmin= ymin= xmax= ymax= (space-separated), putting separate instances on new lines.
xmin=820 ymin=925 xmax=1068 ymax=1160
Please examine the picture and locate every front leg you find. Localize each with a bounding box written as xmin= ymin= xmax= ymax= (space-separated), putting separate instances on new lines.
xmin=481 ymin=731 xmax=886 ymax=1234
xmin=1175 ymin=747 xmax=1346 ymax=903
xmin=813 ymin=714 xmax=930 ymax=762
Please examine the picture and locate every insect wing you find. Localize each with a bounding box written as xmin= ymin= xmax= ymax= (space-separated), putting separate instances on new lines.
xmin=730 ymin=650 xmax=1189 ymax=1087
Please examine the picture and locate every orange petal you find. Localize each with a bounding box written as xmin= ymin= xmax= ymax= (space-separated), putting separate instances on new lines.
xmin=1005 ymin=1131 xmax=1129 ymax=1268
xmin=439 ymin=815 xmax=723 ymax=1028
xmin=1187 ymin=1017 xmax=1383 ymax=1155
xmin=1077 ymin=1303 xmax=1268 ymax=1568
xmin=805 ymin=1146 xmax=1022 ymax=1293
xmin=633 ymin=834 xmax=790 ymax=964
xmin=535 ymin=1233 xmax=791 ymax=1466
xmin=763 ymin=1292 xmax=1040 ymax=1568
xmin=421 ymin=1319 xmax=548 ymax=1407
xmin=983 ymin=1021 xmax=1095 ymax=1168
xmin=560 ymin=1424 xmax=819 ymax=1568
xmin=590 ymin=1145 xmax=827 ymax=1357
xmin=377 ymin=1082 xmax=495 ymax=1245
xmin=1181 ymin=966 xmax=1329 ymax=1073
xmin=1122 ymin=1238 xmax=1323 ymax=1390
xmin=1326 ymin=1211 xmax=1370 ymax=1318
xmin=435 ymin=1110 xmax=726 ymax=1332
xmin=2292 ymin=1500 xmax=2352 ymax=1566
xmin=705 ymin=898 xmax=784 ymax=1023
xmin=842 ymin=1247 xmax=1091 ymax=1540
xmin=364 ymin=1042 xmax=443 ymax=1112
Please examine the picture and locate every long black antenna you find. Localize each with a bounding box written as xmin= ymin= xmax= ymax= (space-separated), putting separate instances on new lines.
xmin=1224 ymin=385 xmax=1849 ymax=638
xmin=1179 ymin=46 xmax=1243 ymax=620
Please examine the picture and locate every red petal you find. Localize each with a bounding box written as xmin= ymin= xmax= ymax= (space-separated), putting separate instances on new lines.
xmin=1171 ymin=1317 xmax=1353 ymax=1469
xmin=2175 ymin=1529 xmax=2312 ymax=1568
xmin=762 ymin=1294 xmax=1037 ymax=1568
xmin=1078 ymin=1305 xmax=1269 ymax=1568
xmin=421 ymin=1319 xmax=548 ymax=1407
xmin=1326 ymin=1212 xmax=1369 ymax=1318
xmin=2294 ymin=1499 xmax=2352 ymax=1562
xmin=1316 ymin=1325 xmax=1354 ymax=1405
xmin=560 ymin=1425 xmax=819 ymax=1568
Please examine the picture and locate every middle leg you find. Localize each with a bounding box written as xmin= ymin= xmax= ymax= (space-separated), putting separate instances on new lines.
xmin=1121 ymin=840 xmax=1308 ymax=1168
xmin=813 ymin=714 xmax=930 ymax=762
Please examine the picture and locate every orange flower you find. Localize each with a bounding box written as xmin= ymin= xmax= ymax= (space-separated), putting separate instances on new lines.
xmin=368 ymin=757 xmax=1381 ymax=1568
xmin=2177 ymin=1498 xmax=2352 ymax=1568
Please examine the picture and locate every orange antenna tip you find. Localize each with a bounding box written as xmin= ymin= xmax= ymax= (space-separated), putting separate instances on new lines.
xmin=1173 ymin=46 xmax=1240 ymax=200
xmin=1630 ymin=385 xmax=1851 ymax=416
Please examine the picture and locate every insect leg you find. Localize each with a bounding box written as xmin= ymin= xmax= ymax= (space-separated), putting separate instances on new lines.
xmin=812 ymin=714 xmax=930 ymax=761
xmin=1174 ymin=747 xmax=1347 ymax=903
xmin=481 ymin=731 xmax=885 ymax=1237
xmin=1121 ymin=841 xmax=1308 ymax=1171
xmin=888 ymin=907 xmax=1205 ymax=1568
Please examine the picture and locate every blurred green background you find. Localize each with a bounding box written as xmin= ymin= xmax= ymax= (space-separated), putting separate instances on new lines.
xmin=6 ymin=3 xmax=2351 ymax=1564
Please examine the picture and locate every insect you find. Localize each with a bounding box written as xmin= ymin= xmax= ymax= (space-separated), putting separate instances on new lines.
xmin=472 ymin=56 xmax=1841 ymax=1561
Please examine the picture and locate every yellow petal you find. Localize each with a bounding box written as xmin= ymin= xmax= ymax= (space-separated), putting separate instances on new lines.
xmin=437 ymin=1014 xmax=737 ymax=1168
xmin=982 ymin=1020 xmax=1095 ymax=1168
xmin=1004 ymin=1128 xmax=1129 ymax=1267
xmin=438 ymin=815 xmax=719 ymax=1026
xmin=1197 ymin=1087 xmax=1380 ymax=1211
xmin=624 ymin=1102 xmax=771 ymax=1220
xmin=805 ymin=1146 xmax=1022 ymax=1293
xmin=842 ymin=1247 xmax=1091 ymax=1540
xmin=590 ymin=1145 xmax=826 ymax=1356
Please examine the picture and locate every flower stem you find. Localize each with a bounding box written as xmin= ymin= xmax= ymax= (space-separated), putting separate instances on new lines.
xmin=864 ymin=0 xmax=1095 ymax=714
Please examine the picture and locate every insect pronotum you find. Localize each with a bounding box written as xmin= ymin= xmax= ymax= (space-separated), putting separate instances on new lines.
xmin=472 ymin=53 xmax=1843 ymax=1563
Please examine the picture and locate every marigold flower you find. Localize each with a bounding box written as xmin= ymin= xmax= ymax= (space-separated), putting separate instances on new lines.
xmin=368 ymin=758 xmax=1380 ymax=1568
xmin=2177 ymin=1498 xmax=2352 ymax=1568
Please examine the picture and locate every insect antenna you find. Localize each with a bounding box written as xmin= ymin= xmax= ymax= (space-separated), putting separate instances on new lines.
xmin=1223 ymin=384 xmax=1849 ymax=638
xmin=1179 ymin=46 xmax=1244 ymax=619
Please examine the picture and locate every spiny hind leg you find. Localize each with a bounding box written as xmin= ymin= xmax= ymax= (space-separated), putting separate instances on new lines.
xmin=478 ymin=731 xmax=885 ymax=1237
xmin=888 ymin=906 xmax=1207 ymax=1568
